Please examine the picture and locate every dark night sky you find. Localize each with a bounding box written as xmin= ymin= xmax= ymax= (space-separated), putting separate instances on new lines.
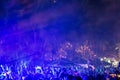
xmin=0 ymin=0 xmax=120 ymax=59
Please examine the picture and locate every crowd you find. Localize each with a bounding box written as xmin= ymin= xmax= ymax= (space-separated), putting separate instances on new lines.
xmin=0 ymin=63 xmax=120 ymax=80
